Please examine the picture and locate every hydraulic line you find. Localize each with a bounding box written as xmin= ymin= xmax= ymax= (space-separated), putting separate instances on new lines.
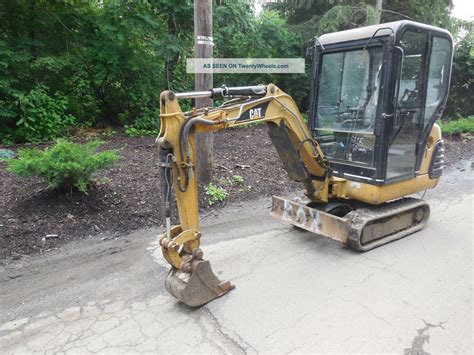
xmin=166 ymin=116 xmax=219 ymax=194
xmin=160 ymin=148 xmax=173 ymax=239
xmin=180 ymin=117 xmax=219 ymax=184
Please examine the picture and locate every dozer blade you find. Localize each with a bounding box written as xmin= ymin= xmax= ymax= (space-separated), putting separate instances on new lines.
xmin=271 ymin=196 xmax=430 ymax=252
xmin=165 ymin=260 xmax=233 ymax=307
xmin=271 ymin=196 xmax=350 ymax=244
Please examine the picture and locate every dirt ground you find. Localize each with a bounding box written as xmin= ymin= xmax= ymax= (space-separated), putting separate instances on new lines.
xmin=0 ymin=127 xmax=472 ymax=261
xmin=0 ymin=127 xmax=299 ymax=261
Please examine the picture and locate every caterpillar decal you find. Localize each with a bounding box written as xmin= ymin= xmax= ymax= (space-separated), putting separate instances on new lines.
xmin=236 ymin=101 xmax=270 ymax=122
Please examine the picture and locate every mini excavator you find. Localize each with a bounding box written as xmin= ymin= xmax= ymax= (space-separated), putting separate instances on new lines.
xmin=156 ymin=21 xmax=453 ymax=306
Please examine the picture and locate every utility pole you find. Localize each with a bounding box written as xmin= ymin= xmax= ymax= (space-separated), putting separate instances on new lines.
xmin=375 ymin=0 xmax=383 ymax=23
xmin=194 ymin=0 xmax=213 ymax=184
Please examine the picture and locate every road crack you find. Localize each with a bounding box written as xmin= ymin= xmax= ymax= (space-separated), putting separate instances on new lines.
xmin=404 ymin=319 xmax=446 ymax=355
xmin=202 ymin=307 xmax=256 ymax=354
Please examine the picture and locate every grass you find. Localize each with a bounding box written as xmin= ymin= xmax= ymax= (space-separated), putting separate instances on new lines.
xmin=440 ymin=116 xmax=474 ymax=135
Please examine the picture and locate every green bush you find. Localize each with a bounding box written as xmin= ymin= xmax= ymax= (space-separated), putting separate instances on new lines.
xmin=204 ymin=183 xmax=228 ymax=205
xmin=1 ymin=85 xmax=76 ymax=145
xmin=11 ymin=85 xmax=75 ymax=143
xmin=7 ymin=139 xmax=119 ymax=193
xmin=440 ymin=116 xmax=474 ymax=135
xmin=124 ymin=110 xmax=160 ymax=137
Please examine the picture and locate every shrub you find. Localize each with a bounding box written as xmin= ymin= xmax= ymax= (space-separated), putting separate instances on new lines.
xmin=7 ymin=139 xmax=119 ymax=193
xmin=440 ymin=116 xmax=474 ymax=135
xmin=124 ymin=109 xmax=160 ymax=137
xmin=13 ymin=85 xmax=75 ymax=143
xmin=204 ymin=183 xmax=228 ymax=205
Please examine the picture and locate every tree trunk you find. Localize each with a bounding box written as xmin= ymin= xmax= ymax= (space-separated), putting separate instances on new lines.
xmin=375 ymin=0 xmax=383 ymax=24
xmin=194 ymin=0 xmax=214 ymax=185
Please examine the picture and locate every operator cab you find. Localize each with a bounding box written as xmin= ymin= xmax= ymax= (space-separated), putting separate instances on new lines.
xmin=308 ymin=20 xmax=453 ymax=185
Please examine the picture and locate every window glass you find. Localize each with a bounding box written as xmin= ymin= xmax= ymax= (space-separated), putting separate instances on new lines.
xmin=318 ymin=52 xmax=344 ymax=107
xmin=314 ymin=47 xmax=383 ymax=167
xmin=398 ymin=31 xmax=426 ymax=109
xmin=424 ymin=37 xmax=451 ymax=127
xmin=317 ymin=47 xmax=383 ymax=133
xmin=387 ymin=30 xmax=427 ymax=179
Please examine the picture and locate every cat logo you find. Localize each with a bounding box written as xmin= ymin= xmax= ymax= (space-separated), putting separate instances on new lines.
xmin=236 ymin=101 xmax=269 ymax=122
xmin=249 ymin=108 xmax=262 ymax=119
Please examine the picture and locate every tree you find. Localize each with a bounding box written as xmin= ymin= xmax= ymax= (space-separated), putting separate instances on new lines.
xmin=445 ymin=22 xmax=474 ymax=118
xmin=382 ymin=0 xmax=453 ymax=28
xmin=375 ymin=0 xmax=383 ymax=23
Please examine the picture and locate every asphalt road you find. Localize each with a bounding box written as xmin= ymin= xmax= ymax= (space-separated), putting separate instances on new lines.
xmin=1 ymin=162 xmax=472 ymax=354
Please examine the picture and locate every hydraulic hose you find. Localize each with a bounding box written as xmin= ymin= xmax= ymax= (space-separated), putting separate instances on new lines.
xmin=182 ymin=117 xmax=219 ymax=162
xmin=175 ymin=117 xmax=219 ymax=192
xmin=159 ymin=148 xmax=173 ymax=239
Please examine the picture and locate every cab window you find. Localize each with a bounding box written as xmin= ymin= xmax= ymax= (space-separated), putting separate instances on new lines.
xmin=386 ymin=30 xmax=428 ymax=179
xmin=424 ymin=37 xmax=452 ymax=127
xmin=314 ymin=47 xmax=384 ymax=167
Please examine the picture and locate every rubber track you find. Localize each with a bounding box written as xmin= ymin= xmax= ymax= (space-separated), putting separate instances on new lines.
xmin=346 ymin=197 xmax=430 ymax=252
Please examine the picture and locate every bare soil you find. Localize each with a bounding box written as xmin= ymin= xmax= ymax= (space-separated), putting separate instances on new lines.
xmin=1 ymin=127 xmax=472 ymax=262
xmin=0 ymin=127 xmax=299 ymax=261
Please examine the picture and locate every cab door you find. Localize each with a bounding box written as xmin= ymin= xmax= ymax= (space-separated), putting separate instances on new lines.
xmin=386 ymin=29 xmax=428 ymax=180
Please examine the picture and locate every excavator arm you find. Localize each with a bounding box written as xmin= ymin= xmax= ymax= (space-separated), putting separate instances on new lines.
xmin=157 ymin=84 xmax=330 ymax=306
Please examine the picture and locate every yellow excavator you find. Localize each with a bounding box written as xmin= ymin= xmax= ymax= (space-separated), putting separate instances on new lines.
xmin=157 ymin=21 xmax=453 ymax=306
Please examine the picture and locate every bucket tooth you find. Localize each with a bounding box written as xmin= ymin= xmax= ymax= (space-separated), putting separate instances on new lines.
xmin=165 ymin=260 xmax=233 ymax=307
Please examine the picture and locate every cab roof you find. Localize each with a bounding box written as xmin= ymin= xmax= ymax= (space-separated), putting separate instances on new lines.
xmin=318 ymin=20 xmax=452 ymax=46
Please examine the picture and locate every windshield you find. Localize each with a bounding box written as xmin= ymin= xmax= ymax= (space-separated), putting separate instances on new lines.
xmin=317 ymin=47 xmax=384 ymax=132
xmin=314 ymin=46 xmax=384 ymax=167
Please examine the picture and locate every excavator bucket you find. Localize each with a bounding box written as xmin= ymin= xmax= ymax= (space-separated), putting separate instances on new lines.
xmin=165 ymin=260 xmax=233 ymax=307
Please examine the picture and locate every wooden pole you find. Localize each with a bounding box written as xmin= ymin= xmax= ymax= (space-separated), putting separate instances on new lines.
xmin=194 ymin=0 xmax=213 ymax=184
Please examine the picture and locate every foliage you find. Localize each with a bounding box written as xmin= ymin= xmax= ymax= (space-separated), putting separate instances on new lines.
xmin=0 ymin=0 xmax=471 ymax=144
xmin=445 ymin=24 xmax=474 ymax=118
xmin=440 ymin=116 xmax=474 ymax=135
xmin=232 ymin=175 xmax=244 ymax=186
xmin=0 ymin=1 xmax=171 ymax=142
xmin=214 ymin=7 xmax=308 ymax=109
xmin=13 ymin=85 xmax=75 ymax=143
xmin=100 ymin=129 xmax=117 ymax=138
xmin=267 ymin=0 xmax=377 ymax=44
xmin=7 ymin=139 xmax=119 ymax=193
xmin=218 ymin=174 xmax=245 ymax=187
xmin=382 ymin=0 xmax=453 ymax=28
xmin=204 ymin=183 xmax=228 ymax=205
xmin=318 ymin=5 xmax=376 ymax=34
xmin=69 ymin=2 xmax=169 ymax=126
xmin=124 ymin=110 xmax=160 ymax=137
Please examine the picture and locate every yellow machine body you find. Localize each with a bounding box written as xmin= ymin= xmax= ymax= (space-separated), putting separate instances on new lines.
xmin=157 ymin=84 xmax=442 ymax=306
xmin=156 ymin=20 xmax=452 ymax=306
